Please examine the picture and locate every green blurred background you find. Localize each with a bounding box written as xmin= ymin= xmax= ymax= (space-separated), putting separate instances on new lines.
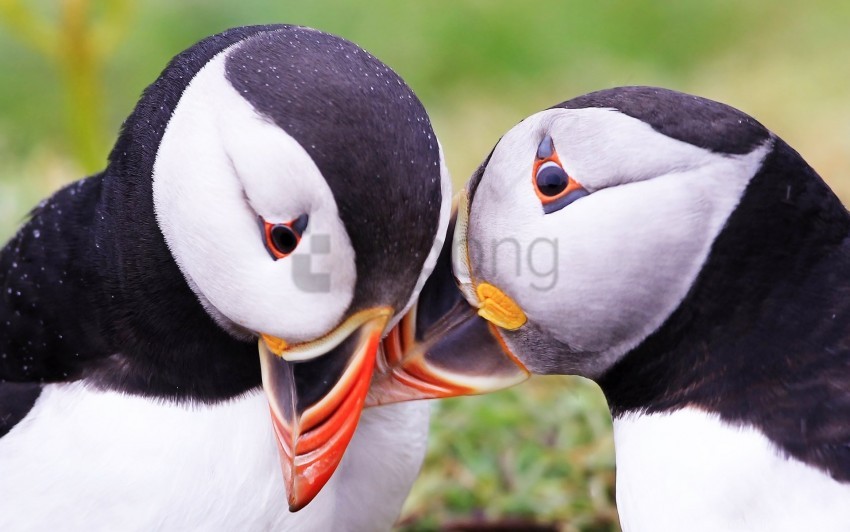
xmin=1 ymin=1 xmax=847 ymax=530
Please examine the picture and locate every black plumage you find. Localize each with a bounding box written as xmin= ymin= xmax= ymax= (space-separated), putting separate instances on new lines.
xmin=225 ymin=30 xmax=441 ymax=313
xmin=0 ymin=29 xmax=276 ymax=432
xmin=554 ymin=85 xmax=770 ymax=155
xmin=532 ymin=87 xmax=850 ymax=483
xmin=599 ymin=136 xmax=850 ymax=482
xmin=1 ymin=24 xmax=442 ymax=437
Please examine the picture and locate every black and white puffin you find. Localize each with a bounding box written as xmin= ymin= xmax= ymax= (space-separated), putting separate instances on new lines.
xmin=427 ymin=86 xmax=850 ymax=530
xmin=0 ymin=25 xmax=522 ymax=530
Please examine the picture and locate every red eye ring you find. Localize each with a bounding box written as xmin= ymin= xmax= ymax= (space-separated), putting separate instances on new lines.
xmin=532 ymin=135 xmax=589 ymax=213
xmin=261 ymin=214 xmax=308 ymax=260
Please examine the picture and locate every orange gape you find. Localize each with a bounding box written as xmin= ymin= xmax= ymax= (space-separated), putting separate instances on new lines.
xmin=475 ymin=282 xmax=527 ymax=331
xmin=488 ymin=322 xmax=528 ymax=372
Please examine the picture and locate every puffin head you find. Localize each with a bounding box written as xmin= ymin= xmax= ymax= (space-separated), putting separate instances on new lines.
xmin=140 ymin=26 xmax=451 ymax=510
xmin=448 ymin=86 xmax=782 ymax=379
xmin=399 ymin=85 xmax=844 ymax=399
xmin=363 ymin=87 xmax=785 ymax=433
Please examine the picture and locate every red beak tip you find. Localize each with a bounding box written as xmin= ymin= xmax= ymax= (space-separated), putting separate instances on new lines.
xmin=285 ymin=478 xmax=314 ymax=512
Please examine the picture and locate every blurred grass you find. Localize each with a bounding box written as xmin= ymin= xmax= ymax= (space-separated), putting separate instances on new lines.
xmin=1 ymin=2 xmax=849 ymax=530
xmin=399 ymin=377 xmax=618 ymax=531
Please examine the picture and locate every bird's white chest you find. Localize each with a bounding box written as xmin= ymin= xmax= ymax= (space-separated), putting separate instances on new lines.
xmin=0 ymin=382 xmax=429 ymax=532
xmin=612 ymin=408 xmax=850 ymax=532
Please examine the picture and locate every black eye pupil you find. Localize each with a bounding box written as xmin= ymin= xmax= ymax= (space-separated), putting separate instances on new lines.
xmin=536 ymin=165 xmax=568 ymax=197
xmin=271 ymin=225 xmax=298 ymax=254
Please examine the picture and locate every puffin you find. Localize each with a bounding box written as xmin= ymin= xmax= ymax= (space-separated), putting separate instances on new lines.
xmin=420 ymin=86 xmax=850 ymax=531
xmin=0 ymin=25 xmax=516 ymax=531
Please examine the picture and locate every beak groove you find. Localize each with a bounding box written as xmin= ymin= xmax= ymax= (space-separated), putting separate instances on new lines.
xmin=367 ymin=300 xmax=530 ymax=407
xmin=259 ymin=308 xmax=391 ymax=511
xmin=366 ymin=198 xmax=531 ymax=407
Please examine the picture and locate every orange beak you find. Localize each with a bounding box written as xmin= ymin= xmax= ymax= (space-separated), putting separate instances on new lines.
xmin=367 ymin=204 xmax=530 ymax=407
xmin=368 ymin=300 xmax=530 ymax=407
xmin=258 ymin=195 xmax=530 ymax=512
xmin=259 ymin=308 xmax=391 ymax=511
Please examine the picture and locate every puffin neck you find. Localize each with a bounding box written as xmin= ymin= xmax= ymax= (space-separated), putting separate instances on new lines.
xmin=598 ymin=138 xmax=850 ymax=419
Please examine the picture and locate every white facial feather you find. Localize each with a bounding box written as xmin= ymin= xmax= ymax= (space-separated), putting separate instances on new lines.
xmin=153 ymin=47 xmax=356 ymax=343
xmin=614 ymin=409 xmax=850 ymax=532
xmin=469 ymin=108 xmax=770 ymax=374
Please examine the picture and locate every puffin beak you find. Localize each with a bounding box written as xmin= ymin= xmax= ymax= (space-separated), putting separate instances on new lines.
xmin=366 ymin=291 xmax=530 ymax=406
xmin=367 ymin=193 xmax=530 ymax=406
xmin=258 ymin=307 xmax=392 ymax=511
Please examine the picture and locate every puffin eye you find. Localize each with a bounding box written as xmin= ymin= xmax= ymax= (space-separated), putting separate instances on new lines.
xmin=535 ymin=162 xmax=568 ymax=197
xmin=261 ymin=214 xmax=308 ymax=260
xmin=271 ymin=225 xmax=298 ymax=254
xmin=532 ymin=135 xmax=589 ymax=214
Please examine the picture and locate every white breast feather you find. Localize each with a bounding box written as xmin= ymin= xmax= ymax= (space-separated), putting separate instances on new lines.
xmin=613 ymin=408 xmax=850 ymax=532
xmin=0 ymin=382 xmax=429 ymax=531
